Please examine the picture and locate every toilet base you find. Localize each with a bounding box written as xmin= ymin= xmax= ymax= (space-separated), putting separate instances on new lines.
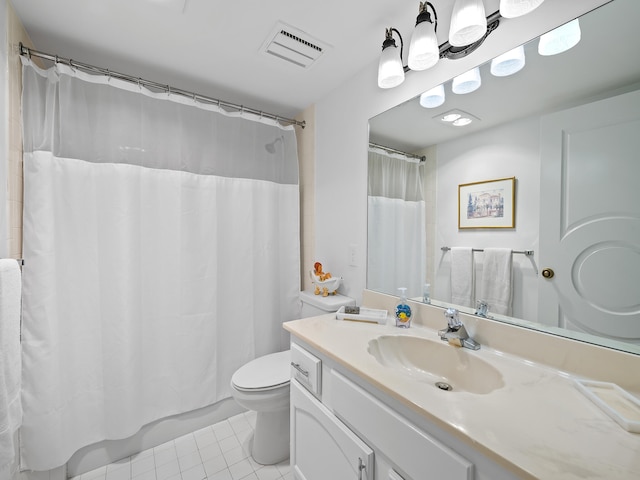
xmin=250 ymin=407 xmax=290 ymax=465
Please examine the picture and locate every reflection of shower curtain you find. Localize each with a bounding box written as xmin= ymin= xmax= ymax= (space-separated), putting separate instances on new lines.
xmin=367 ymin=149 xmax=426 ymax=298
xmin=19 ymin=60 xmax=300 ymax=471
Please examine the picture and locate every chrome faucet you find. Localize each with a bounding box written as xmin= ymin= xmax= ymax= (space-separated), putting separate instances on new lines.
xmin=475 ymin=300 xmax=489 ymax=318
xmin=438 ymin=308 xmax=480 ymax=350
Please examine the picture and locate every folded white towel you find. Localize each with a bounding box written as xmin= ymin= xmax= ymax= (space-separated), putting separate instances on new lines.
xmin=0 ymin=259 xmax=22 ymax=474
xmin=450 ymin=247 xmax=474 ymax=308
xmin=480 ymin=248 xmax=513 ymax=315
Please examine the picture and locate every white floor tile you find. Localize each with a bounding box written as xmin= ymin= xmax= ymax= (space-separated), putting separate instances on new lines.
xmin=180 ymin=463 xmax=206 ymax=480
xmin=154 ymin=447 xmax=178 ymax=468
xmin=178 ymin=450 xmax=203 ymax=472
xmin=212 ymin=421 xmax=235 ymax=441
xmin=228 ymin=459 xmax=254 ymax=480
xmin=77 ymin=413 xmax=290 ymax=480
xmin=207 ymin=470 xmax=232 ymax=480
xmin=203 ymin=455 xmax=228 ymax=477
xmin=199 ymin=441 xmax=223 ymax=462
xmin=131 ymin=455 xmax=156 ymax=477
xmin=254 ymin=465 xmax=283 ymax=480
xmin=155 ymin=459 xmax=180 ymax=480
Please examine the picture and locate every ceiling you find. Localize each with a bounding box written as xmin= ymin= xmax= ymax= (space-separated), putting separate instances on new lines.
xmin=12 ymin=0 xmax=502 ymax=121
xmin=369 ymin=0 xmax=640 ymax=152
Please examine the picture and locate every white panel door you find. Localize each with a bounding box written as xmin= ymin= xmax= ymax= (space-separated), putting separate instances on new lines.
xmin=290 ymin=379 xmax=374 ymax=480
xmin=538 ymin=89 xmax=640 ymax=343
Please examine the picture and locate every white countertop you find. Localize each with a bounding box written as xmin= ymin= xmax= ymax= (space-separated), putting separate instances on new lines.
xmin=284 ymin=315 xmax=640 ymax=480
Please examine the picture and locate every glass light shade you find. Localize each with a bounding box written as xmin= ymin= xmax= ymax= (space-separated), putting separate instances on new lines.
xmin=452 ymin=67 xmax=482 ymax=94
xmin=449 ymin=0 xmax=487 ymax=47
xmin=419 ymin=84 xmax=445 ymax=108
xmin=499 ymin=0 xmax=545 ymax=18
xmin=538 ymin=19 xmax=581 ymax=56
xmin=490 ymin=45 xmax=526 ymax=77
xmin=378 ymin=44 xmax=405 ymax=89
xmin=408 ymin=21 xmax=439 ymax=71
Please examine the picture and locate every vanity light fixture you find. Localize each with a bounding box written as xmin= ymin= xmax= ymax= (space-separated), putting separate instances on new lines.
xmin=452 ymin=67 xmax=482 ymax=94
xmin=377 ymin=28 xmax=405 ymax=89
xmin=408 ymin=2 xmax=439 ymax=71
xmin=449 ymin=0 xmax=487 ymax=47
xmin=490 ymin=45 xmax=525 ymax=76
xmin=419 ymin=84 xmax=445 ymax=108
xmin=538 ymin=19 xmax=581 ymax=56
xmin=499 ymin=0 xmax=545 ymax=19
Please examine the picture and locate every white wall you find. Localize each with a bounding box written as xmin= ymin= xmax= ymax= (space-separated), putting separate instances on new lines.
xmin=314 ymin=0 xmax=609 ymax=305
xmin=434 ymin=116 xmax=540 ymax=320
xmin=1 ymin=0 xmax=8 ymax=258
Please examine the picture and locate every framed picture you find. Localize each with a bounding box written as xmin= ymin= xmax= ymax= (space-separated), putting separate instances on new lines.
xmin=458 ymin=177 xmax=515 ymax=229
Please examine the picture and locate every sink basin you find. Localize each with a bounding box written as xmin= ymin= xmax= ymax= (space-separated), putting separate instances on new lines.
xmin=367 ymin=335 xmax=504 ymax=394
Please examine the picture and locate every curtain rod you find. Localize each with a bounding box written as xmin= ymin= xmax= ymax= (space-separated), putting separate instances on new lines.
xmin=19 ymin=43 xmax=305 ymax=129
xmin=441 ymin=247 xmax=534 ymax=256
xmin=369 ymin=142 xmax=425 ymax=161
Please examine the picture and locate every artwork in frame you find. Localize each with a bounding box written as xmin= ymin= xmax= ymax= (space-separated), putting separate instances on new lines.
xmin=458 ymin=177 xmax=515 ymax=229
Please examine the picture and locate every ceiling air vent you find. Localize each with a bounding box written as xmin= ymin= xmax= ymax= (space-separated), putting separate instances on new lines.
xmin=261 ymin=22 xmax=329 ymax=69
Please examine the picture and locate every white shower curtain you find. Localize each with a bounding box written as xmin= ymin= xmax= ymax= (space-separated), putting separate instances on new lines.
xmin=20 ymin=60 xmax=300 ymax=471
xmin=367 ymin=149 xmax=426 ymax=299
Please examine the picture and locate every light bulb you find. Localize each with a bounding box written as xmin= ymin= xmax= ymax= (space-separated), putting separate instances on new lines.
xmin=420 ymin=84 xmax=445 ymax=108
xmin=538 ymin=19 xmax=581 ymax=56
xmin=408 ymin=19 xmax=439 ymax=71
xmin=452 ymin=67 xmax=482 ymax=94
xmin=490 ymin=45 xmax=526 ymax=77
xmin=499 ymin=0 xmax=545 ymax=19
xmin=449 ymin=0 xmax=487 ymax=47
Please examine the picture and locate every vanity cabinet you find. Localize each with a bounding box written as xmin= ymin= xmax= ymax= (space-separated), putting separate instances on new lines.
xmin=290 ymin=340 xmax=518 ymax=480
xmin=291 ymin=379 xmax=374 ymax=480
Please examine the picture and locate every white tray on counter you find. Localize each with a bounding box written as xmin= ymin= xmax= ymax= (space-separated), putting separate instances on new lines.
xmin=574 ymin=379 xmax=640 ymax=433
xmin=336 ymin=306 xmax=388 ymax=325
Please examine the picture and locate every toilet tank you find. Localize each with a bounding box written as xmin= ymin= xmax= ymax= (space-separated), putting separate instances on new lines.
xmin=299 ymin=290 xmax=355 ymax=317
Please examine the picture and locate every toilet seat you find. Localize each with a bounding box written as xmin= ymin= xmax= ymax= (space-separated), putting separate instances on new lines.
xmin=231 ymin=350 xmax=291 ymax=392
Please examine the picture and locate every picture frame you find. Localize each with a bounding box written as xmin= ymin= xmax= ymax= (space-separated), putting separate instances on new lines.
xmin=458 ymin=177 xmax=515 ymax=229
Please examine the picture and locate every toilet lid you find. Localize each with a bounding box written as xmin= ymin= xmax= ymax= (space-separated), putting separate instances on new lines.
xmin=231 ymin=350 xmax=291 ymax=391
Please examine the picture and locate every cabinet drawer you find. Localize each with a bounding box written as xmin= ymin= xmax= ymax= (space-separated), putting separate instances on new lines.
xmin=291 ymin=343 xmax=322 ymax=396
xmin=331 ymin=371 xmax=473 ymax=480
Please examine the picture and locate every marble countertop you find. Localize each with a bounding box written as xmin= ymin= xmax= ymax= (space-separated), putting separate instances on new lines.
xmin=284 ymin=315 xmax=640 ymax=480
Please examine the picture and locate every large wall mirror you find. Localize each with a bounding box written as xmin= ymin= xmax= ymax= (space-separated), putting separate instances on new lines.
xmin=367 ymin=0 xmax=640 ymax=355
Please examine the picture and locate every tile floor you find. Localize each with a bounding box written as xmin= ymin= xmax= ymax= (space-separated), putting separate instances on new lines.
xmin=70 ymin=412 xmax=292 ymax=480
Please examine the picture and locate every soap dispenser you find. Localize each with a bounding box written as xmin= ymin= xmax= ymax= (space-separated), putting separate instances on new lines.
xmin=395 ymin=287 xmax=412 ymax=328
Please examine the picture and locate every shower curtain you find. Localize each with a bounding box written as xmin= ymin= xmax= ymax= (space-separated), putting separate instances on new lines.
xmin=19 ymin=59 xmax=300 ymax=471
xmin=367 ymin=149 xmax=426 ymax=299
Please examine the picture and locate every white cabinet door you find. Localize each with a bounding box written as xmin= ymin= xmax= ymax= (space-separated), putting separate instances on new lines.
xmin=291 ymin=379 xmax=374 ymax=480
xmin=538 ymin=89 xmax=640 ymax=342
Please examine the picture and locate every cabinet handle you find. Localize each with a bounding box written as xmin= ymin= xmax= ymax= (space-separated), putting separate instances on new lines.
xmin=358 ymin=457 xmax=366 ymax=480
xmin=291 ymin=362 xmax=309 ymax=378
xmin=542 ymin=268 xmax=555 ymax=278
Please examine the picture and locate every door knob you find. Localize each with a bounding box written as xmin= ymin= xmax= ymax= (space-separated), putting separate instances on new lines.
xmin=542 ymin=268 xmax=555 ymax=278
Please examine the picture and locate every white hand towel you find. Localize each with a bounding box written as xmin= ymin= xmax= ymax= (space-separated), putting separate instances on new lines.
xmin=450 ymin=247 xmax=474 ymax=308
xmin=480 ymin=248 xmax=513 ymax=315
xmin=0 ymin=259 xmax=22 ymax=475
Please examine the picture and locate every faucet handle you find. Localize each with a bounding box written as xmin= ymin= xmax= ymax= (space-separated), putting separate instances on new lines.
xmin=444 ymin=308 xmax=461 ymax=328
xmin=475 ymin=300 xmax=489 ymax=317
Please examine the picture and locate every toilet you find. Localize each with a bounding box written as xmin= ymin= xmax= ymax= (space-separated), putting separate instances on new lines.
xmin=230 ymin=290 xmax=355 ymax=464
